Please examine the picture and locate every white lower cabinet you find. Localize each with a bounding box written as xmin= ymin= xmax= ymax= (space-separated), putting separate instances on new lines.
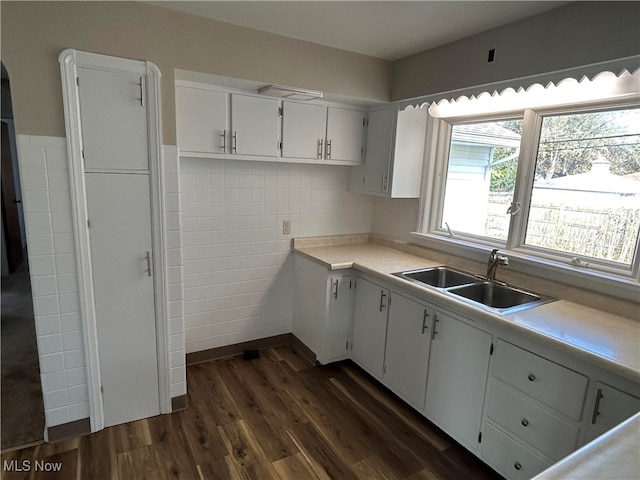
xmin=424 ymin=311 xmax=493 ymax=450
xmin=481 ymin=423 xmax=552 ymax=480
xmin=382 ymin=292 xmax=433 ymax=410
xmin=585 ymin=381 xmax=640 ymax=441
xmin=351 ymin=277 xmax=389 ymax=379
xmin=292 ymin=255 xmax=353 ymax=364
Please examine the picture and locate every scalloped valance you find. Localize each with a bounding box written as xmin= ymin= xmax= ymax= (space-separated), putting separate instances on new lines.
xmin=400 ymin=56 xmax=640 ymax=118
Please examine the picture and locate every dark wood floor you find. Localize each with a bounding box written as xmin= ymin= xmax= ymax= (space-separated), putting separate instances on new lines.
xmin=1 ymin=346 xmax=502 ymax=479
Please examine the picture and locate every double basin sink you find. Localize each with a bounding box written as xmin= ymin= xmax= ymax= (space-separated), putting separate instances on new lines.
xmin=393 ymin=266 xmax=555 ymax=314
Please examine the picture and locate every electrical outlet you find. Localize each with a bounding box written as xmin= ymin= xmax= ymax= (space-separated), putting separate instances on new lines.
xmin=283 ymin=219 xmax=291 ymax=235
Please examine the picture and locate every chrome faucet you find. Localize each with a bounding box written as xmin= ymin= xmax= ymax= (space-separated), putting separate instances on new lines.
xmin=486 ymin=248 xmax=509 ymax=281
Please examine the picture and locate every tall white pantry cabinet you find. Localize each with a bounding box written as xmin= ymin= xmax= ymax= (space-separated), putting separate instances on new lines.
xmin=60 ymin=50 xmax=169 ymax=431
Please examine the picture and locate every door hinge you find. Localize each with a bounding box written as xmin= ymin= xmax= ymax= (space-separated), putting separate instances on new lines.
xmin=278 ymin=141 xmax=283 ymax=150
xmin=278 ymin=107 xmax=283 ymax=118
xmin=490 ymin=343 xmax=494 ymax=356
xmin=362 ymin=117 xmax=366 ymax=127
xmin=82 ymin=149 xmax=85 ymax=159
xmin=345 ymin=341 xmax=349 ymax=350
xmin=349 ymin=280 xmax=352 ymax=290
xmin=76 ymin=77 xmax=80 ymax=86
xmin=100 ymin=385 xmax=104 ymax=394
xmin=478 ymin=432 xmax=482 ymax=443
xmin=87 ymin=219 xmax=91 ymax=228
xmin=388 ymin=294 xmax=392 ymax=306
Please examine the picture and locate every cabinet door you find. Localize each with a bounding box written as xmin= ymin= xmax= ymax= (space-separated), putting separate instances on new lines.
xmin=230 ymin=94 xmax=279 ymax=157
xmin=363 ymin=108 xmax=394 ymax=194
xmin=326 ymin=107 xmax=364 ymax=162
xmin=585 ymin=382 xmax=640 ymax=441
xmin=282 ymin=101 xmax=327 ymax=159
xmin=324 ymin=275 xmax=353 ymax=363
xmin=383 ymin=292 xmax=433 ymax=410
xmin=424 ymin=311 xmax=492 ymax=449
xmin=352 ymin=277 xmax=389 ymax=379
xmin=175 ymin=86 xmax=228 ymax=154
xmin=78 ymin=67 xmax=148 ymax=171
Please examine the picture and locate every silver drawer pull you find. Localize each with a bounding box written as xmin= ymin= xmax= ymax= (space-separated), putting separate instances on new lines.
xmin=521 ymin=418 xmax=529 ymax=427
xmin=514 ymin=462 xmax=522 ymax=471
xmin=146 ymin=251 xmax=152 ymax=277
xmin=421 ymin=309 xmax=429 ymax=334
xmin=528 ymin=374 xmax=536 ymax=382
xmin=591 ymin=388 xmax=604 ymax=424
xmin=379 ymin=291 xmax=386 ymax=312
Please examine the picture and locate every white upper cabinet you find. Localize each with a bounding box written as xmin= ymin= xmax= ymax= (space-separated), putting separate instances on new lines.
xmin=281 ymin=101 xmax=327 ymax=160
xmin=175 ymin=85 xmax=228 ymax=155
xmin=351 ymin=104 xmax=428 ymax=197
xmin=326 ymin=106 xmax=365 ymax=162
xmin=175 ymin=80 xmax=365 ymax=164
xmin=230 ymin=94 xmax=279 ymax=157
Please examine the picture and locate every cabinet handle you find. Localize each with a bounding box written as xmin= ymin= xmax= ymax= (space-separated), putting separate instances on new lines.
xmin=333 ymin=279 xmax=339 ymax=299
xmin=326 ymin=139 xmax=332 ymax=159
xmin=528 ymin=374 xmax=536 ymax=382
xmin=514 ymin=462 xmax=522 ymax=471
xmin=431 ymin=315 xmax=439 ymax=340
xmin=233 ymin=131 xmax=238 ymax=153
xmin=382 ymin=172 xmax=388 ymax=192
xmin=591 ymin=388 xmax=604 ymax=424
xmin=379 ymin=291 xmax=386 ymax=312
xmin=318 ymin=139 xmax=323 ymax=158
xmin=139 ymin=77 xmax=145 ymax=107
xmin=421 ymin=309 xmax=429 ymax=334
xmin=220 ymin=130 xmax=226 ymax=152
xmin=146 ymin=251 xmax=152 ymax=277
xmin=521 ymin=418 xmax=529 ymax=427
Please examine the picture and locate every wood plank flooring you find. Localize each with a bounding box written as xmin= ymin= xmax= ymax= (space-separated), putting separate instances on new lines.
xmin=1 ymin=346 xmax=502 ymax=479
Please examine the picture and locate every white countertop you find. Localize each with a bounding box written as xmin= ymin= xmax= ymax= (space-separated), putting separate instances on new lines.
xmin=294 ymin=240 xmax=640 ymax=383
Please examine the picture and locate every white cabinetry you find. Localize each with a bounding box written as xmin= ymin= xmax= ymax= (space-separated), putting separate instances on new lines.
xmin=351 ymin=277 xmax=389 ymax=379
xmin=424 ymin=311 xmax=492 ymax=450
xmin=351 ymin=104 xmax=428 ymax=197
xmin=585 ymin=382 xmax=640 ymax=441
xmin=175 ymin=85 xmax=227 ymax=155
xmin=383 ymin=292 xmax=433 ymax=410
xmin=481 ymin=340 xmax=588 ymax=479
xmin=281 ymin=101 xmax=327 ymax=160
xmin=326 ymin=106 xmax=365 ymax=162
xmin=292 ymin=255 xmax=353 ymax=364
xmin=230 ymin=94 xmax=279 ymax=157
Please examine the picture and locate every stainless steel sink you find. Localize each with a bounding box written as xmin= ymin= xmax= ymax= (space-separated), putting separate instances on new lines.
xmin=393 ymin=266 xmax=480 ymax=288
xmin=447 ymin=281 xmax=554 ymax=314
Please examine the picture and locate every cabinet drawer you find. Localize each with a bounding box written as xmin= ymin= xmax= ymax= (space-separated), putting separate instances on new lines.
xmin=487 ymin=382 xmax=579 ymax=460
xmin=493 ymin=340 xmax=588 ymax=420
xmin=481 ymin=423 xmax=551 ymax=480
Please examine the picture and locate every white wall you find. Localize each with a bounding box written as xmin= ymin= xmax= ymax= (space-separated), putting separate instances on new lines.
xmin=370 ymin=196 xmax=419 ymax=242
xmin=180 ymin=158 xmax=373 ymax=353
xmin=17 ymin=136 xmax=186 ymax=428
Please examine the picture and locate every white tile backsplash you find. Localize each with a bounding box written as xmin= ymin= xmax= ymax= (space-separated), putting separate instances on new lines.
xmin=180 ymin=158 xmax=373 ymax=353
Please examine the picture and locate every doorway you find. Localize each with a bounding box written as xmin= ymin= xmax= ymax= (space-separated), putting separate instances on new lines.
xmin=1 ymin=62 xmax=45 ymax=450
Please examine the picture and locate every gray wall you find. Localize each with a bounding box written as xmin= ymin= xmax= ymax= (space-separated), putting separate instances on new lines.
xmin=392 ymin=1 xmax=640 ymax=100
xmin=1 ymin=1 xmax=391 ymax=144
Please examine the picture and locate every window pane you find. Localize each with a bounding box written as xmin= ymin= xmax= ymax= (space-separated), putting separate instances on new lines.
xmin=526 ymin=108 xmax=640 ymax=266
xmin=441 ymin=119 xmax=523 ymax=240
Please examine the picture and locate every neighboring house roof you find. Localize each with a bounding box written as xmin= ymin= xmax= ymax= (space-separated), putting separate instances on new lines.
xmin=534 ymin=156 xmax=640 ymax=194
xmin=452 ymin=123 xmax=521 ymax=148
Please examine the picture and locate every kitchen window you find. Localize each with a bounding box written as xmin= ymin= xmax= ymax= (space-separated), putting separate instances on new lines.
xmin=417 ymin=71 xmax=640 ymax=296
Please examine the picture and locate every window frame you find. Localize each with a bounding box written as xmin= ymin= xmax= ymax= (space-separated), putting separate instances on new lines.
xmin=416 ymin=97 xmax=640 ymax=301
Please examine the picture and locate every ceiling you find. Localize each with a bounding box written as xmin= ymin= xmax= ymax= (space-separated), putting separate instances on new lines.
xmin=145 ymin=1 xmax=569 ymax=61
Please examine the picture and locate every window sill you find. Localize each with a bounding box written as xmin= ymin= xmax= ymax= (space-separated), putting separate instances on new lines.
xmin=410 ymin=232 xmax=640 ymax=304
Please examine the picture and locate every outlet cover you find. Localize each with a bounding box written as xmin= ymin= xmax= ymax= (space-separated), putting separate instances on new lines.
xmin=283 ymin=219 xmax=291 ymax=235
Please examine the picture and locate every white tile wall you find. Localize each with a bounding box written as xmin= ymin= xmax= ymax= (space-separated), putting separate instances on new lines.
xmin=163 ymin=146 xmax=186 ymax=399
xmin=17 ymin=135 xmax=89 ymax=427
xmin=17 ymin=136 xmax=186 ymax=429
xmin=180 ymin=158 xmax=373 ymax=353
